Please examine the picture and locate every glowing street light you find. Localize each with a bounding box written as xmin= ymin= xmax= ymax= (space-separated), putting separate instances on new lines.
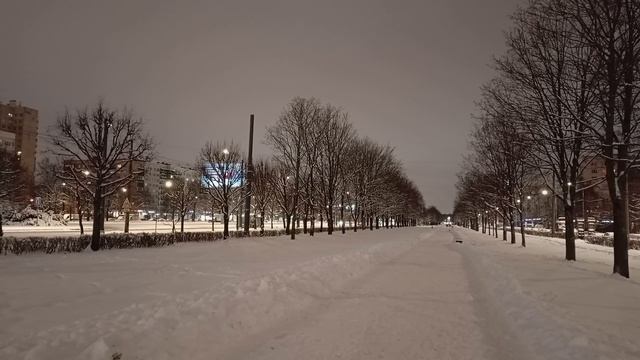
xmin=83 ymin=170 xmax=90 ymax=176
xmin=165 ymin=180 xmax=173 ymax=188
xmin=121 ymin=187 xmax=127 ymax=193
xmin=526 ymin=195 xmax=532 ymax=200
xmin=222 ymin=148 xmax=229 ymax=155
xmin=541 ymin=189 xmax=549 ymax=196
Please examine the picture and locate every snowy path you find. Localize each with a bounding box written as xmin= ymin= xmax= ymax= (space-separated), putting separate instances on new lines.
xmin=224 ymin=230 xmax=486 ymax=360
xmin=2 ymin=227 xmax=640 ymax=359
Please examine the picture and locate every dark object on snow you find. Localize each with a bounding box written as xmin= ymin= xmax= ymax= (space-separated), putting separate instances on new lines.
xmin=455 ymin=240 xmax=463 ymax=244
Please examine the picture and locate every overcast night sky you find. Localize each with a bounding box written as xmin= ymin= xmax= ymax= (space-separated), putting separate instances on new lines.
xmin=1 ymin=0 xmax=524 ymax=213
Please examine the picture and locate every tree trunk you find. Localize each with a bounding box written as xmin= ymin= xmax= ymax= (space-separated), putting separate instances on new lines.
xmin=564 ymin=205 xmax=576 ymax=260
xmin=223 ymin=204 xmax=229 ymax=239
xmin=91 ymin=189 xmax=102 ymax=251
xmin=502 ymin=214 xmax=507 ymax=241
xmin=609 ymin=174 xmax=629 ymax=277
xmin=340 ymin=194 xmax=345 ymax=234
xmin=510 ymin=211 xmax=516 ymax=244
xmin=180 ymin=214 xmax=185 ymax=234
xmin=78 ymin=206 xmax=84 ymax=235
xmin=211 ymin=204 xmax=215 ymax=232
xmin=303 ymin=203 xmax=308 ymax=234
xmin=519 ymin=210 xmax=526 ymax=247
xmin=260 ymin=210 xmax=265 ymax=235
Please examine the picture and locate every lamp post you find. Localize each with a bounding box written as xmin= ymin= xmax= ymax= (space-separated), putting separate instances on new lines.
xmin=155 ymin=180 xmax=173 ymax=233
xmin=541 ymin=189 xmax=550 ymax=231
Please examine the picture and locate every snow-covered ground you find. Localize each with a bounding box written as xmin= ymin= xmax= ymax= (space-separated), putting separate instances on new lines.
xmin=1 ymin=227 xmax=639 ymax=359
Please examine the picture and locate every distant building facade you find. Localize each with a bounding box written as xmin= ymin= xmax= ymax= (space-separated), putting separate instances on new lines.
xmin=144 ymin=160 xmax=198 ymax=201
xmin=0 ymin=130 xmax=16 ymax=153
xmin=580 ymin=156 xmax=640 ymax=223
xmin=0 ymin=100 xmax=39 ymax=180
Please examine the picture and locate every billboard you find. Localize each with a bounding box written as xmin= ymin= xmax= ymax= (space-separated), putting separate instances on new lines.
xmin=201 ymin=163 xmax=244 ymax=188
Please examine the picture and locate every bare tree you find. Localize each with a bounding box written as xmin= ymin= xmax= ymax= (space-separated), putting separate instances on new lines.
xmin=266 ymin=97 xmax=320 ymax=239
xmin=493 ymin=0 xmax=598 ymax=258
xmin=559 ymin=0 xmax=640 ymax=278
xmin=52 ymin=103 xmax=154 ymax=250
xmin=0 ymin=148 xmax=23 ymax=237
xmin=199 ymin=141 xmax=244 ymax=238
xmin=252 ymin=159 xmax=274 ymax=235
xmin=165 ymin=175 xmax=200 ymax=235
xmin=315 ymin=104 xmax=354 ymax=234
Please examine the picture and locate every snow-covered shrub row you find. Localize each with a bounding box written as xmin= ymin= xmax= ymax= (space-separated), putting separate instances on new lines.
xmin=521 ymin=229 xmax=640 ymax=250
xmin=0 ymin=235 xmax=91 ymax=254
xmin=524 ymin=229 xmax=565 ymax=239
xmin=0 ymin=228 xmax=312 ymax=255
xmin=584 ymin=236 xmax=640 ymax=250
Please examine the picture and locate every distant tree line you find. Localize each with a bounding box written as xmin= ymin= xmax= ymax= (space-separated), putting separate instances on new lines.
xmin=5 ymin=97 xmax=429 ymax=249
xmin=454 ymin=0 xmax=640 ymax=278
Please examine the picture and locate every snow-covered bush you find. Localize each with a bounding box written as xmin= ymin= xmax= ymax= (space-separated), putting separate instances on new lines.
xmin=7 ymin=206 xmax=67 ymax=226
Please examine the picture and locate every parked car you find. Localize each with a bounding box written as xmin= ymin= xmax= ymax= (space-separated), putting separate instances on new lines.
xmin=595 ymin=222 xmax=614 ymax=233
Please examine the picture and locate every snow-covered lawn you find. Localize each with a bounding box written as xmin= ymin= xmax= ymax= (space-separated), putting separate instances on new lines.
xmin=456 ymin=227 xmax=640 ymax=359
xmin=1 ymin=227 xmax=640 ymax=359
xmin=0 ymin=229 xmax=423 ymax=359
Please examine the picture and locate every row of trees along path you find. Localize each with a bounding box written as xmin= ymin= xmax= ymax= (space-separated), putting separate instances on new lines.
xmin=454 ymin=0 xmax=640 ymax=278
xmin=40 ymin=98 xmax=427 ymax=250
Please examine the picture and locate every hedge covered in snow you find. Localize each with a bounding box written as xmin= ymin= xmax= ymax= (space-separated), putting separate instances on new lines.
xmin=0 ymin=229 xmax=300 ymax=255
xmin=583 ymin=235 xmax=640 ymax=250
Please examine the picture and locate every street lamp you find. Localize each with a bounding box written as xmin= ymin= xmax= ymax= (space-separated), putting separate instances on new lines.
xmin=83 ymin=170 xmax=90 ymax=176
xmin=222 ymin=148 xmax=229 ymax=155
xmin=541 ymin=189 xmax=552 ymax=230
xmin=155 ymin=180 xmax=174 ymax=233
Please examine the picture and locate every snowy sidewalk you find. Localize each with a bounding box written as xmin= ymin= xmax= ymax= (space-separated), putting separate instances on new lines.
xmin=223 ymin=229 xmax=486 ymax=360
xmin=456 ymin=227 xmax=640 ymax=359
